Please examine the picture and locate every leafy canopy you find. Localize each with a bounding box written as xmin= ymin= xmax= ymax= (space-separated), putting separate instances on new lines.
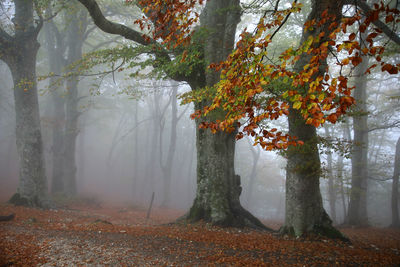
xmin=131 ymin=1 xmax=399 ymax=150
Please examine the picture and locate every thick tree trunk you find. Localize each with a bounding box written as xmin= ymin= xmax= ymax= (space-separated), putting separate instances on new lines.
xmin=280 ymin=109 xmax=343 ymax=238
xmin=186 ymin=0 xmax=267 ymax=229
xmin=391 ymin=137 xmax=400 ymax=227
xmin=188 ymin=121 xmax=266 ymax=228
xmin=279 ymin=0 xmax=346 ymax=240
xmin=347 ymin=30 xmax=369 ymax=226
xmin=6 ymin=0 xmax=49 ymax=207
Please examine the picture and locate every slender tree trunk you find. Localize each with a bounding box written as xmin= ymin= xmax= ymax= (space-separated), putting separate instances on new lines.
xmin=279 ymin=0 xmax=346 ymax=240
xmin=337 ymin=153 xmax=347 ymax=223
xmin=43 ymin=16 xmax=66 ymax=194
xmin=132 ymin=100 xmax=139 ymax=200
xmin=391 ymin=137 xmax=400 ymax=227
xmin=63 ymin=4 xmax=88 ymax=195
xmin=347 ymin=29 xmax=369 ymax=226
xmin=161 ymin=84 xmax=179 ymax=206
xmin=245 ymin=137 xmax=261 ymax=206
xmin=324 ymin=125 xmax=337 ymax=223
xmin=5 ymin=0 xmax=49 ymax=207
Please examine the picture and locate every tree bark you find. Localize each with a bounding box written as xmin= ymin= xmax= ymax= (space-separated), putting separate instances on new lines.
xmin=391 ymin=137 xmax=400 ymax=227
xmin=347 ymin=27 xmax=369 ymax=226
xmin=161 ymin=84 xmax=179 ymax=206
xmin=3 ymin=0 xmax=49 ymax=207
xmin=324 ymin=125 xmax=337 ymax=224
xmin=43 ymin=14 xmax=67 ymax=194
xmin=186 ymin=0 xmax=268 ymax=229
xmin=245 ymin=137 xmax=261 ymax=206
xmin=279 ymin=0 xmax=347 ymax=240
xmin=63 ymin=4 xmax=88 ymax=195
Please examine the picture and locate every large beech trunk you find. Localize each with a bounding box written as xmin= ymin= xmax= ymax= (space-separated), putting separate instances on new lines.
xmin=279 ymin=0 xmax=347 ymax=240
xmin=186 ymin=0 xmax=267 ymax=229
xmin=280 ymin=109 xmax=341 ymax=237
xmin=187 ymin=117 xmax=266 ymax=228
xmin=5 ymin=0 xmax=49 ymax=207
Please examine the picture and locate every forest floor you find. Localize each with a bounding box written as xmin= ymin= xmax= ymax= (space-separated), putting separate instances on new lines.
xmin=1 ymin=201 xmax=400 ymax=266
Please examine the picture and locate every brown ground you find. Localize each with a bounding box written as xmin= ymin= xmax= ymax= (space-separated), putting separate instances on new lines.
xmin=1 ymin=202 xmax=400 ymax=266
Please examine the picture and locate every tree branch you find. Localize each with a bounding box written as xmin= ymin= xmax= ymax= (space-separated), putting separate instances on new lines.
xmin=345 ymin=0 xmax=400 ymax=45
xmin=76 ymin=0 xmax=151 ymax=45
xmin=368 ymin=120 xmax=400 ymax=132
xmin=76 ymin=0 xmax=189 ymax=82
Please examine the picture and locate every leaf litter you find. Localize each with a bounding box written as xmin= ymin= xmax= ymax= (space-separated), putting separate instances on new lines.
xmin=1 ymin=203 xmax=400 ymax=266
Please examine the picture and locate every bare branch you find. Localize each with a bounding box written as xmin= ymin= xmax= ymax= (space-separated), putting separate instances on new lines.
xmin=76 ymin=0 xmax=151 ymax=45
xmin=368 ymin=120 xmax=400 ymax=132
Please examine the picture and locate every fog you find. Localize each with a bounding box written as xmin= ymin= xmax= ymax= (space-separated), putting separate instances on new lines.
xmin=0 ymin=0 xmax=399 ymax=229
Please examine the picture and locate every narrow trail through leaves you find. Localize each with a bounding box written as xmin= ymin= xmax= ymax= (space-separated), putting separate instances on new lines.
xmin=1 ymin=203 xmax=400 ymax=266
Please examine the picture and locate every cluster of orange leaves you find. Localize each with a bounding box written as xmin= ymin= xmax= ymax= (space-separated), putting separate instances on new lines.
xmin=126 ymin=0 xmax=399 ymax=150
xmin=199 ymin=1 xmax=399 ymax=150
xmin=126 ymin=0 xmax=203 ymax=48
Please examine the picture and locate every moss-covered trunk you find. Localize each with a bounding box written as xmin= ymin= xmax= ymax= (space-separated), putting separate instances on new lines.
xmin=186 ymin=0 xmax=268 ymax=229
xmin=5 ymin=0 xmax=49 ymax=207
xmin=280 ymin=0 xmax=347 ymax=240
xmin=188 ymin=117 xmax=266 ymax=228
xmin=280 ymin=109 xmax=342 ymax=238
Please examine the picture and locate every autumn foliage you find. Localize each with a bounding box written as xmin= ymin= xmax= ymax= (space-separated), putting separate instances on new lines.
xmin=131 ymin=0 xmax=399 ymax=150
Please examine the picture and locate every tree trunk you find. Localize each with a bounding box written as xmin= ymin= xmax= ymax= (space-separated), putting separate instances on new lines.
xmin=63 ymin=4 xmax=88 ymax=195
xmin=324 ymin=125 xmax=337 ymax=224
xmin=347 ymin=29 xmax=369 ymax=226
xmin=43 ymin=15 xmax=66 ymax=194
xmin=337 ymin=153 xmax=347 ymax=223
xmin=5 ymin=0 xmax=49 ymax=207
xmin=186 ymin=0 xmax=267 ymax=229
xmin=391 ymin=137 xmax=400 ymax=227
xmin=245 ymin=137 xmax=261 ymax=206
xmin=161 ymin=84 xmax=179 ymax=206
xmin=280 ymin=109 xmax=342 ymax=238
xmin=279 ymin=0 xmax=346 ymax=240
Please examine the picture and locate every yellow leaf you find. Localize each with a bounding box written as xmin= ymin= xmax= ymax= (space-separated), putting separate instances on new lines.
xmin=293 ymin=101 xmax=302 ymax=109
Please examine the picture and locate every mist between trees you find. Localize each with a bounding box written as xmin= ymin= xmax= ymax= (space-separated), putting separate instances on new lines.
xmin=0 ymin=0 xmax=399 ymax=239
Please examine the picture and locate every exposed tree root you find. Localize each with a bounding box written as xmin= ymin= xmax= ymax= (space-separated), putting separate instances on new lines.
xmin=181 ymin=203 xmax=274 ymax=232
xmin=279 ymin=224 xmax=350 ymax=243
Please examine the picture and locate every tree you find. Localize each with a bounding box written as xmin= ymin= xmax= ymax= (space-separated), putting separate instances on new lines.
xmin=0 ymin=0 xmax=49 ymax=207
xmin=391 ymin=136 xmax=400 ymax=227
xmin=63 ymin=2 xmax=89 ymax=195
xmin=196 ymin=0 xmax=399 ymax=239
xmin=43 ymin=1 xmax=90 ymax=196
xmin=76 ymin=0 xmax=268 ymax=228
xmin=43 ymin=5 xmax=67 ymax=194
xmin=346 ymin=11 xmax=370 ymax=227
